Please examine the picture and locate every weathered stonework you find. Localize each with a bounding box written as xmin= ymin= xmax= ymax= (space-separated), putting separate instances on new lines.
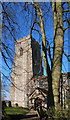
xmin=10 ymin=35 xmax=43 ymax=107
xmin=10 ymin=35 xmax=70 ymax=108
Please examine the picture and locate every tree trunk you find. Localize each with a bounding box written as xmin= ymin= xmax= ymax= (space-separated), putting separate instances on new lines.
xmin=36 ymin=3 xmax=54 ymax=108
xmin=52 ymin=2 xmax=64 ymax=110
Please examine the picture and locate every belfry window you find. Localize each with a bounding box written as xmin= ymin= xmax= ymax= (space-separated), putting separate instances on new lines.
xmin=20 ymin=47 xmax=23 ymax=56
xmin=40 ymin=80 xmax=43 ymax=87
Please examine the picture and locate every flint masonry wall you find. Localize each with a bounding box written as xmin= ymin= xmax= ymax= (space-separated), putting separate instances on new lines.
xmin=10 ymin=35 xmax=43 ymax=107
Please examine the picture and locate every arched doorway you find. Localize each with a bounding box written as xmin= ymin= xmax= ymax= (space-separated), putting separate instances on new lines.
xmin=34 ymin=97 xmax=42 ymax=110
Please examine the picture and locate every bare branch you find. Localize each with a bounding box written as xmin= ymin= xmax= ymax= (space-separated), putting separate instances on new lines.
xmin=2 ymin=25 xmax=16 ymax=41
xmin=30 ymin=19 xmax=40 ymax=39
xmin=1 ymin=50 xmax=12 ymax=70
xmin=62 ymin=2 xmax=66 ymax=6
xmin=63 ymin=19 xmax=70 ymax=25
xmin=33 ymin=28 xmax=42 ymax=36
xmin=2 ymin=43 xmax=13 ymax=63
xmin=2 ymin=73 xmax=24 ymax=92
xmin=63 ymin=9 xmax=69 ymax=12
xmin=63 ymin=51 xmax=70 ymax=61
xmin=64 ymin=26 xmax=70 ymax=31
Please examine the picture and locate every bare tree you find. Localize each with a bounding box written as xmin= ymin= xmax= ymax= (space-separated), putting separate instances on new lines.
xmin=27 ymin=2 xmax=70 ymax=110
xmin=1 ymin=2 xmax=70 ymax=110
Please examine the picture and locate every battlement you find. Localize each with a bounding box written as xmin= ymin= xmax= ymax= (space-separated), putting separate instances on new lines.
xmin=16 ymin=35 xmax=30 ymax=43
xmin=15 ymin=35 xmax=41 ymax=47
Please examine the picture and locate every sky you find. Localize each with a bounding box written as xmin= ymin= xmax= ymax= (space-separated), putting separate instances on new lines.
xmin=1 ymin=2 xmax=70 ymax=100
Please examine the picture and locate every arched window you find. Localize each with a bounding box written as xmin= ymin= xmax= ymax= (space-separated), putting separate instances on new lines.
xmin=40 ymin=80 xmax=43 ymax=87
xmin=20 ymin=47 xmax=23 ymax=56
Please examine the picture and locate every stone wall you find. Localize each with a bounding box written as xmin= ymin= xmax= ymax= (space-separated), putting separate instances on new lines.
xmin=10 ymin=35 xmax=42 ymax=107
xmin=60 ymin=73 xmax=69 ymax=108
xmin=31 ymin=38 xmax=43 ymax=76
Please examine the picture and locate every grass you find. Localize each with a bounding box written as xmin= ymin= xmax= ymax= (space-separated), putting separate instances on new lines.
xmin=5 ymin=107 xmax=29 ymax=115
xmin=2 ymin=107 xmax=29 ymax=120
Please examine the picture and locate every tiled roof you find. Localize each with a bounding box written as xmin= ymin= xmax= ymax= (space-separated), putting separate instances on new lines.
xmin=62 ymin=73 xmax=68 ymax=77
xmin=31 ymin=75 xmax=47 ymax=80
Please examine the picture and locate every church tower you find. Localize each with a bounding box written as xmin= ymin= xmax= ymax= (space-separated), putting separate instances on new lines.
xmin=10 ymin=35 xmax=43 ymax=107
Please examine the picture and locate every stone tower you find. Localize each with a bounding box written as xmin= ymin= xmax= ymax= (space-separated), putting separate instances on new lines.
xmin=10 ymin=35 xmax=43 ymax=107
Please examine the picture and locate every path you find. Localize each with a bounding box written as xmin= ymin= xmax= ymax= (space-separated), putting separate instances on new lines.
xmin=8 ymin=109 xmax=46 ymax=120
xmin=20 ymin=109 xmax=47 ymax=120
xmin=20 ymin=109 xmax=40 ymax=120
